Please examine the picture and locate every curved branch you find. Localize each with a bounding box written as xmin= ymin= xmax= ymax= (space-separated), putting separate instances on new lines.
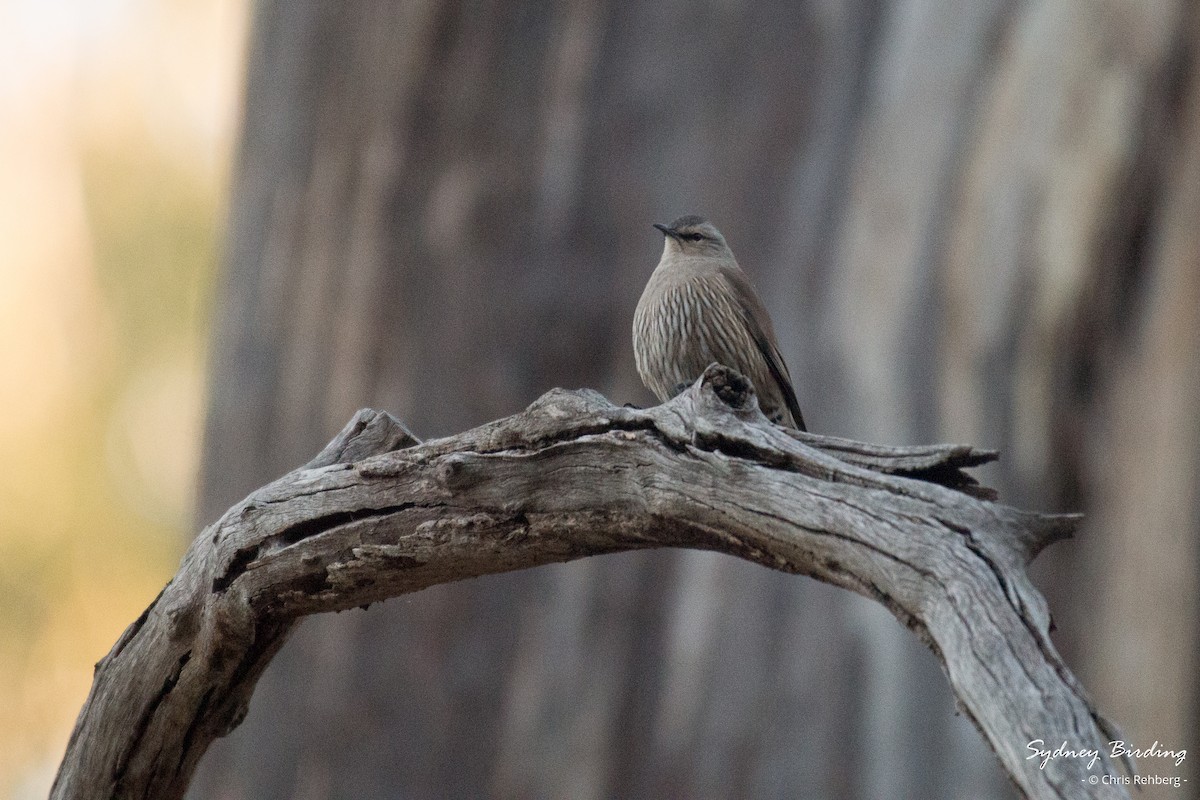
xmin=52 ymin=365 xmax=1129 ymax=800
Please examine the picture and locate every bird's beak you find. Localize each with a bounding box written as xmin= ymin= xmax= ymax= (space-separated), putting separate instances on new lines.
xmin=653 ymin=223 xmax=678 ymax=239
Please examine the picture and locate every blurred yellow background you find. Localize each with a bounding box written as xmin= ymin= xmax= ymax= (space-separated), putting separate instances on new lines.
xmin=0 ymin=1 xmax=246 ymax=795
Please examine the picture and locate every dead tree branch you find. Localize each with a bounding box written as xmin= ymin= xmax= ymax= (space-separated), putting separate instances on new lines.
xmin=52 ymin=365 xmax=1128 ymax=800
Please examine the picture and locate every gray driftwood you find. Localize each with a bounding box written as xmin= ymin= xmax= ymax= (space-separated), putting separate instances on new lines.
xmin=52 ymin=365 xmax=1129 ymax=800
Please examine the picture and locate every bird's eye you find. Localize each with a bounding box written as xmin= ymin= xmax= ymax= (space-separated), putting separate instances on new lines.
xmin=686 ymin=233 xmax=704 ymax=242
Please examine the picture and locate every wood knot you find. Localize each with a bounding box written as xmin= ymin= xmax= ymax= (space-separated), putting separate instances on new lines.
xmin=437 ymin=454 xmax=470 ymax=488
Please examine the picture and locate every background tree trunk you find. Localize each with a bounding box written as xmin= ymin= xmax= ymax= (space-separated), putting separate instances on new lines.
xmin=192 ymin=1 xmax=1199 ymax=798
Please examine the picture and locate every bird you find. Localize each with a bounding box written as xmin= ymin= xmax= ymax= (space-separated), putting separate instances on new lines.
xmin=633 ymin=215 xmax=806 ymax=430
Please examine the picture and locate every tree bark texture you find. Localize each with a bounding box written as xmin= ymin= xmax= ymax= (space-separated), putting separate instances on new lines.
xmin=56 ymin=371 xmax=1129 ymax=800
xmin=191 ymin=2 xmax=1199 ymax=798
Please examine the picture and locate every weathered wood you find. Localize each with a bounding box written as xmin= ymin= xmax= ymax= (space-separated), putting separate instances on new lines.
xmin=53 ymin=366 xmax=1128 ymax=800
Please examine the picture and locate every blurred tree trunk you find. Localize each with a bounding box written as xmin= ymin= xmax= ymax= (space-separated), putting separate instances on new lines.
xmin=191 ymin=1 xmax=1199 ymax=798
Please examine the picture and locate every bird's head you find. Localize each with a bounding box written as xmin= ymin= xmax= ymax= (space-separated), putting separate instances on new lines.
xmin=654 ymin=215 xmax=731 ymax=258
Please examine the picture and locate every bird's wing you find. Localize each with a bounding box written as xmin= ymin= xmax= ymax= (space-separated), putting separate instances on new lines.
xmin=717 ymin=264 xmax=807 ymax=431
